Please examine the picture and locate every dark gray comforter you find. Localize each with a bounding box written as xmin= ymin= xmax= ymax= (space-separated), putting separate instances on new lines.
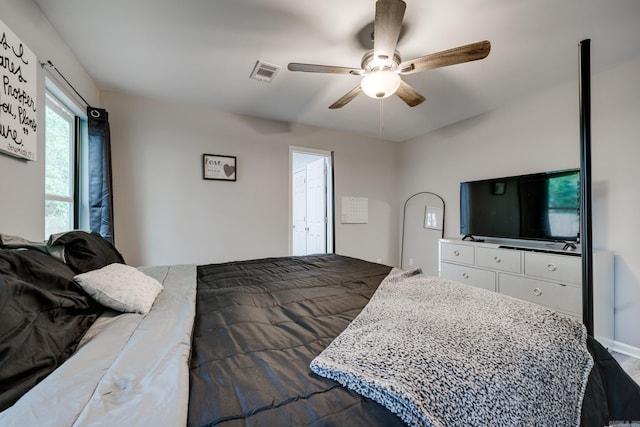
xmin=189 ymin=254 xmax=640 ymax=427
xmin=189 ymin=254 xmax=403 ymax=426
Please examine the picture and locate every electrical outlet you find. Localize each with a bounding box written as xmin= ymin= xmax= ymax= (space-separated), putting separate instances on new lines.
xmin=376 ymin=258 xmax=382 ymax=263
xmin=409 ymin=258 xmax=414 ymax=267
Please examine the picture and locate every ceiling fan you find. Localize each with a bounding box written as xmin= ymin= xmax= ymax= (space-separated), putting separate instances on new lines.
xmin=288 ymin=0 xmax=491 ymax=109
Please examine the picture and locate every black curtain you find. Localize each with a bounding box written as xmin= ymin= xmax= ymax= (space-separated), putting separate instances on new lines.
xmin=87 ymin=107 xmax=115 ymax=244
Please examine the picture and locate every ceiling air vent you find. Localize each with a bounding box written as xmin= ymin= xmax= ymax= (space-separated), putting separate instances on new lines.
xmin=250 ymin=61 xmax=281 ymax=83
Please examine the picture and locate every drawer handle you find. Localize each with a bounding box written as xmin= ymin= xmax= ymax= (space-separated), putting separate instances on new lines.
xmin=493 ymin=256 xmax=501 ymax=263
xmin=453 ymin=250 xmax=460 ymax=256
xmin=546 ymin=263 xmax=557 ymax=272
xmin=462 ymin=273 xmax=469 ymax=279
xmin=532 ymin=287 xmax=543 ymax=296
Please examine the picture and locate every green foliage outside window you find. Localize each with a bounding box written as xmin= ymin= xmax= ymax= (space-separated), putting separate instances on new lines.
xmin=44 ymin=95 xmax=75 ymax=238
xmin=548 ymin=175 xmax=579 ymax=210
xmin=45 ymin=104 xmax=72 ymax=195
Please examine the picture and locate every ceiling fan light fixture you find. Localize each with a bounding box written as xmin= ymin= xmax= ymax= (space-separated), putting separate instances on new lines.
xmin=361 ymin=71 xmax=401 ymax=99
xmin=287 ymin=0 xmax=490 ymax=109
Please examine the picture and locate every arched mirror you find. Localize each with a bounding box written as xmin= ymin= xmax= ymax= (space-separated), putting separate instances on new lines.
xmin=401 ymin=192 xmax=445 ymax=275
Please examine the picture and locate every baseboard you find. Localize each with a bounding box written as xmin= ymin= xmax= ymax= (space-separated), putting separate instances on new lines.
xmin=611 ymin=340 xmax=640 ymax=359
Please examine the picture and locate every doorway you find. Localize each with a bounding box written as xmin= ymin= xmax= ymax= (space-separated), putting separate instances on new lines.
xmin=290 ymin=147 xmax=334 ymax=256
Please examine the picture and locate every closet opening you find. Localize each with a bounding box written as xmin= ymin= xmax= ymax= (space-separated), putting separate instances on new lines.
xmin=289 ymin=147 xmax=334 ymax=256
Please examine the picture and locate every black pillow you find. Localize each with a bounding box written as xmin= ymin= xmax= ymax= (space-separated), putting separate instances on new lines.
xmin=48 ymin=231 xmax=125 ymax=274
xmin=0 ymin=248 xmax=102 ymax=411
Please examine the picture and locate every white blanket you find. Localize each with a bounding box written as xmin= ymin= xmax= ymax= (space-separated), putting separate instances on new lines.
xmin=0 ymin=264 xmax=197 ymax=427
xmin=311 ymin=268 xmax=593 ymax=427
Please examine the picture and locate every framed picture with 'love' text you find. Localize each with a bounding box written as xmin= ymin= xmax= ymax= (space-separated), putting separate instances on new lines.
xmin=203 ymin=154 xmax=236 ymax=181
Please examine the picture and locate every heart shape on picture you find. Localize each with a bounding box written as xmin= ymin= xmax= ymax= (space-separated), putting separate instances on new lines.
xmin=223 ymin=164 xmax=236 ymax=177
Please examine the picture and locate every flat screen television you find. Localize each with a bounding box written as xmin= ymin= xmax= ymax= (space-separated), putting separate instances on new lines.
xmin=460 ymin=169 xmax=580 ymax=242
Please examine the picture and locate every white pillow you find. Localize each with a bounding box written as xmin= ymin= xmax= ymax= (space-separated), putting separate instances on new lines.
xmin=74 ymin=263 xmax=163 ymax=314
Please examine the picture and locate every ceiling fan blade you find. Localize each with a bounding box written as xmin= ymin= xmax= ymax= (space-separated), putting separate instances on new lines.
xmin=288 ymin=63 xmax=364 ymax=75
xmin=373 ymin=0 xmax=406 ymax=64
xmin=399 ymin=40 xmax=491 ymax=75
xmin=329 ymin=85 xmax=363 ymax=109
xmin=395 ymin=80 xmax=425 ymax=107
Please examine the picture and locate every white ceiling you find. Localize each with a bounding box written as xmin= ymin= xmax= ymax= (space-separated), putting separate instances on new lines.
xmin=34 ymin=0 xmax=640 ymax=142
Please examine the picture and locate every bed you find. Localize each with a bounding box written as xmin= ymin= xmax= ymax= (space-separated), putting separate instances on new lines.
xmin=1 ymin=231 xmax=639 ymax=426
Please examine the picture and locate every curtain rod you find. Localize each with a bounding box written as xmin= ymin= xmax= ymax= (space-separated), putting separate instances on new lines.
xmin=41 ymin=60 xmax=92 ymax=108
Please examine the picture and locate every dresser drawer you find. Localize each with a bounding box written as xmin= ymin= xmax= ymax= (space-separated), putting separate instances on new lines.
xmin=440 ymin=242 xmax=474 ymax=265
xmin=440 ymin=262 xmax=496 ymax=292
xmin=476 ymin=247 xmax=521 ymax=273
xmin=499 ymin=273 xmax=581 ymax=315
xmin=524 ymin=252 xmax=581 ymax=284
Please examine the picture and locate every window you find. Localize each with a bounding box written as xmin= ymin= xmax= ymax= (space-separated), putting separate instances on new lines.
xmin=547 ymin=174 xmax=580 ymax=238
xmin=45 ymin=91 xmax=79 ymax=238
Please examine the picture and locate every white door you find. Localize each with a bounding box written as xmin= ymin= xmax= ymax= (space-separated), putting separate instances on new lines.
xmin=292 ymin=169 xmax=307 ymax=255
xmin=305 ymin=158 xmax=326 ymax=254
xmin=290 ymin=147 xmax=333 ymax=256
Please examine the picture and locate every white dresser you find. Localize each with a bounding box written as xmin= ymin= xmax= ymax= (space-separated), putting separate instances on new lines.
xmin=439 ymin=238 xmax=614 ymax=347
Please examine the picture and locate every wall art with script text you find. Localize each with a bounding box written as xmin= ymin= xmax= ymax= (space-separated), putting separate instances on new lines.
xmin=1 ymin=18 xmax=38 ymax=161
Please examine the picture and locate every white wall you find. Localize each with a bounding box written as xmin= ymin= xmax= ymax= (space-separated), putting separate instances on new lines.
xmin=101 ymin=91 xmax=400 ymax=267
xmin=0 ymin=0 xmax=99 ymax=240
xmin=399 ymin=57 xmax=640 ymax=350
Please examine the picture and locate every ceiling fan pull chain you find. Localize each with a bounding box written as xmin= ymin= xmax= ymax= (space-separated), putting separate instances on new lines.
xmin=379 ymin=98 xmax=384 ymax=137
